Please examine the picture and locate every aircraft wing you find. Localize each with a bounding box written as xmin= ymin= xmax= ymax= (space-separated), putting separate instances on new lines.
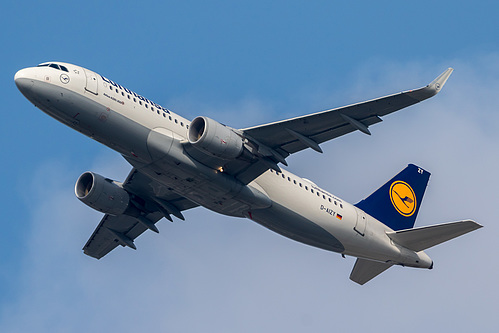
xmin=241 ymin=68 xmax=453 ymax=157
xmin=83 ymin=169 xmax=198 ymax=259
xmin=186 ymin=69 xmax=453 ymax=184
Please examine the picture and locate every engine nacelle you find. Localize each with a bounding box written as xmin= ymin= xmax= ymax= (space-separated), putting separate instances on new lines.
xmin=188 ymin=116 xmax=244 ymax=160
xmin=75 ymin=172 xmax=130 ymax=216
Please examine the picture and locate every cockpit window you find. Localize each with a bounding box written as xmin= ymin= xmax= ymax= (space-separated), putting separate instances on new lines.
xmin=37 ymin=63 xmax=69 ymax=72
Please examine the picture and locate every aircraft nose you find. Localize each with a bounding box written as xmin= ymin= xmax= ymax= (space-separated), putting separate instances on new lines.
xmin=14 ymin=68 xmax=35 ymax=95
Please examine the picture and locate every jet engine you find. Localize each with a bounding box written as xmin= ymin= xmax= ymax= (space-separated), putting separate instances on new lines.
xmin=188 ymin=116 xmax=244 ymax=160
xmin=75 ymin=172 xmax=131 ymax=216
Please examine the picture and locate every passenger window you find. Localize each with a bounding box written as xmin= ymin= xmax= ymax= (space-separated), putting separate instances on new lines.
xmin=299 ymin=183 xmax=302 ymax=187
xmin=305 ymin=186 xmax=308 ymax=190
xmin=133 ymin=98 xmax=136 ymax=102
xmin=110 ymin=86 xmax=113 ymax=90
xmin=163 ymin=113 xmax=166 ymax=117
xmin=311 ymin=189 xmax=314 ymax=193
xmin=287 ymin=177 xmax=291 ymax=181
xmin=181 ymin=122 xmax=184 ymax=127
xmin=340 ymin=204 xmax=343 ymax=208
xmin=281 ymin=174 xmax=285 ymax=179
xmin=175 ymin=119 xmax=178 ymax=124
xmin=328 ymin=198 xmax=332 ymax=202
xmin=169 ymin=116 xmax=172 ymax=121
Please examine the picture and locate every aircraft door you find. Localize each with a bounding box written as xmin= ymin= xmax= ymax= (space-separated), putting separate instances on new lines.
xmin=354 ymin=209 xmax=367 ymax=236
xmin=83 ymin=68 xmax=98 ymax=95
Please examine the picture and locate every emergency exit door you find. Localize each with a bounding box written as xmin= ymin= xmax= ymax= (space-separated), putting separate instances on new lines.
xmin=84 ymin=68 xmax=98 ymax=95
xmin=354 ymin=209 xmax=367 ymax=236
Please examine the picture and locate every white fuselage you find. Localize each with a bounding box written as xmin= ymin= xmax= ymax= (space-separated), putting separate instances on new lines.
xmin=14 ymin=62 xmax=433 ymax=268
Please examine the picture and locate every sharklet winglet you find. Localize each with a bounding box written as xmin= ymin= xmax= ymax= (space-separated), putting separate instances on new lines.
xmin=429 ymin=67 xmax=454 ymax=93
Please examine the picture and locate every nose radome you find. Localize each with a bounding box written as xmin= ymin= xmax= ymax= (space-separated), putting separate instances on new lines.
xmin=14 ymin=68 xmax=34 ymax=83
xmin=14 ymin=68 xmax=35 ymax=94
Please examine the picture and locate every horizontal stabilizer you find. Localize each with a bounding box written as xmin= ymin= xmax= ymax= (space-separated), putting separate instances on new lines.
xmin=350 ymin=258 xmax=393 ymax=285
xmin=386 ymin=220 xmax=482 ymax=252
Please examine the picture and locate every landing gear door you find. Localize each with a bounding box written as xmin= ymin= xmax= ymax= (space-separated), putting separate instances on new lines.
xmin=354 ymin=209 xmax=367 ymax=236
xmin=84 ymin=68 xmax=98 ymax=95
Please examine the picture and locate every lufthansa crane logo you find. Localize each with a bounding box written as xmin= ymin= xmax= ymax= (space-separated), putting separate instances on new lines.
xmin=60 ymin=74 xmax=70 ymax=84
xmin=389 ymin=181 xmax=416 ymax=217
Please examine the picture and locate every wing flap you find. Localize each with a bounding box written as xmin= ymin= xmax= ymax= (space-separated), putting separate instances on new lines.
xmin=280 ymin=115 xmax=383 ymax=154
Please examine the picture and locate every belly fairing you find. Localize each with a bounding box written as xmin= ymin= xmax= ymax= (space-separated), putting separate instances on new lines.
xmin=248 ymin=203 xmax=345 ymax=253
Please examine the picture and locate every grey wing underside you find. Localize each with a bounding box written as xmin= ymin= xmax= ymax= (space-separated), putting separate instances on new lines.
xmin=83 ymin=169 xmax=198 ymax=259
xmin=222 ymin=68 xmax=453 ymax=184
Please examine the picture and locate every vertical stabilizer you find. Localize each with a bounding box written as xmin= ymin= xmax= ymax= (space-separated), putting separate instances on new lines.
xmin=355 ymin=164 xmax=430 ymax=231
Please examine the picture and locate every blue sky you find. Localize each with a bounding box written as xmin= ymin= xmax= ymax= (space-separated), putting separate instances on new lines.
xmin=1 ymin=1 xmax=498 ymax=332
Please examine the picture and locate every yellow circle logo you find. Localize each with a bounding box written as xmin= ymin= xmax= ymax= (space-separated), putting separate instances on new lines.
xmin=389 ymin=181 xmax=416 ymax=217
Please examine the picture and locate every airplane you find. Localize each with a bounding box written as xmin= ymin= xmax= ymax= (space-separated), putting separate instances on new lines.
xmin=14 ymin=62 xmax=482 ymax=285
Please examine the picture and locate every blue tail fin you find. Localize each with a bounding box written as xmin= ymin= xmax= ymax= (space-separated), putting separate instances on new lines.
xmin=355 ymin=164 xmax=430 ymax=231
